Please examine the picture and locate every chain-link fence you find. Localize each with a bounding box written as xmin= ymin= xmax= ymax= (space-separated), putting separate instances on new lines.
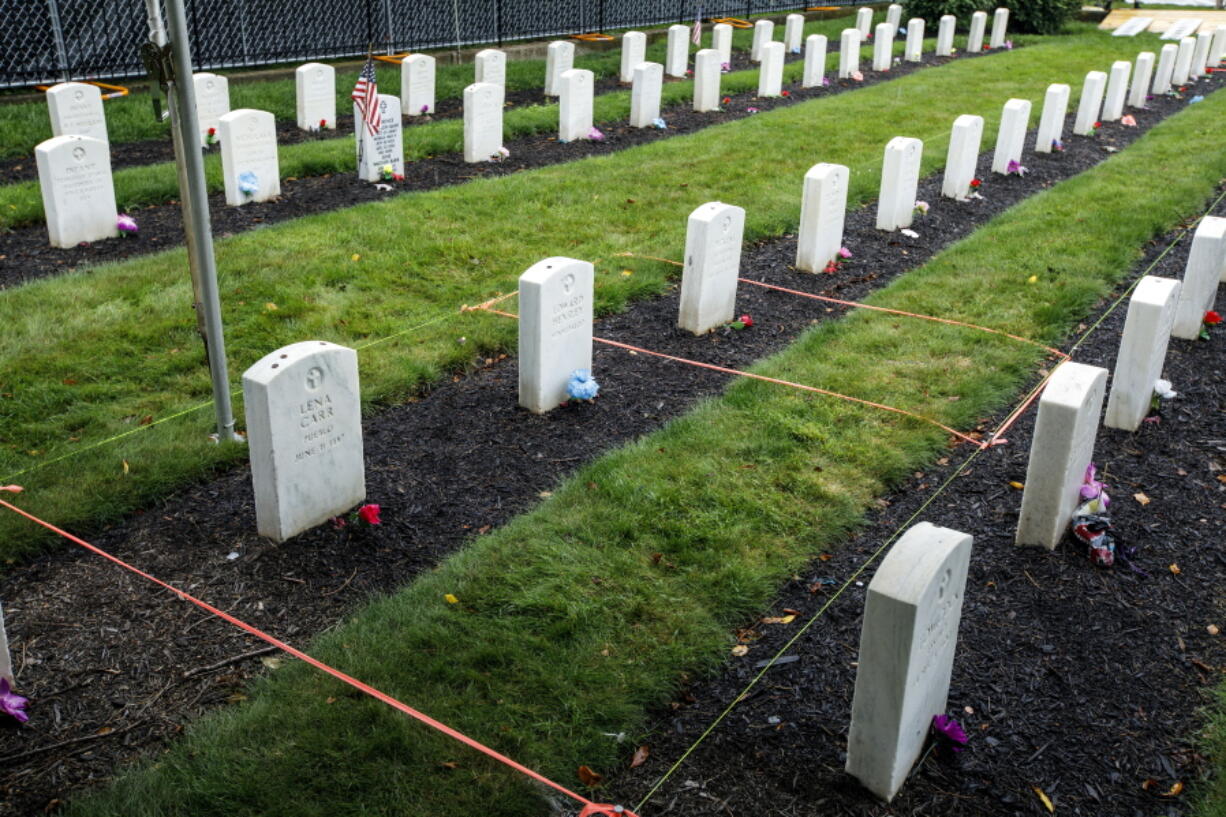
xmin=2 ymin=0 xmax=856 ymax=90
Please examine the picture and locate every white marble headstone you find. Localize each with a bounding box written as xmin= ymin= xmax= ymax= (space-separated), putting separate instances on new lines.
xmin=1211 ymin=25 xmax=1226 ymax=65
xmin=243 ymin=340 xmax=366 ymax=543
xmin=803 ymin=34 xmax=828 ymax=87
xmin=752 ymin=19 xmax=775 ymax=62
xmin=0 ymin=601 xmax=12 ymax=686
xmin=936 ymin=14 xmax=956 ymax=57
xmin=1172 ymin=36 xmax=1196 ymax=85
xmin=796 ymin=162 xmax=849 ymax=273
xmin=967 ymin=11 xmax=987 ymax=53
xmin=1161 ymin=18 xmax=1202 ymax=40
xmin=219 ymin=108 xmax=280 ymax=206
xmin=545 ymin=41 xmax=574 ymax=97
xmin=474 ymin=48 xmax=506 ymax=87
xmin=876 ymin=136 xmax=923 ymax=231
xmin=856 ymin=7 xmax=873 ymax=37
xmin=295 ymin=63 xmax=336 ymax=131
xmin=518 ymin=257 xmax=594 ymax=414
xmin=192 ymin=72 xmax=230 ymax=143
xmin=558 ymin=68 xmax=594 ymax=142
xmin=991 ymin=98 xmax=1030 ymax=174
xmin=402 ymin=53 xmax=436 ymax=116
xmin=46 ymin=82 xmax=108 ymax=145
xmin=1128 ymin=52 xmax=1155 ymax=108
xmin=620 ymin=31 xmax=647 ymax=83
xmin=758 ymin=42 xmax=785 ymax=97
xmin=1073 ymin=70 xmax=1107 ymax=136
xmin=990 ymin=7 xmax=1009 ymax=48
xmin=678 ymin=201 xmax=746 ymax=335
xmin=1034 ymin=83 xmax=1070 ymax=152
xmin=355 ymin=94 xmax=403 ymax=181
xmin=713 ymin=23 xmax=733 ymax=65
xmin=463 ymin=82 xmax=503 ymax=162
xmin=1172 ymin=216 xmax=1226 ymax=339
xmin=694 ymin=49 xmax=722 ymax=112
xmin=872 ymin=22 xmax=894 ymax=71
xmin=1151 ymin=43 xmax=1178 ymax=94
xmin=905 ymin=19 xmax=924 ymax=62
xmin=1112 ymin=16 xmax=1153 ymax=37
xmin=1102 ymin=60 xmax=1131 ymax=121
xmin=840 ymin=29 xmax=862 ymax=78
xmin=630 ymin=62 xmax=663 ymax=127
xmin=784 ymin=14 xmax=805 ymax=53
xmin=1190 ymin=31 xmax=1213 ymax=78
xmin=666 ymin=24 xmax=689 ymax=78
xmin=846 ymin=522 xmax=972 ymax=802
xmin=1104 ymin=276 xmax=1181 ymax=431
xmin=35 ymin=134 xmax=117 ymax=248
xmin=886 ymin=4 xmax=902 ymax=33
xmin=1015 ymin=361 xmax=1108 ymax=549
xmin=941 ymin=114 xmax=983 ymax=200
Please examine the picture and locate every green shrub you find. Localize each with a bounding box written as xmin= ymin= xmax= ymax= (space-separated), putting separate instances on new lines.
xmin=903 ymin=0 xmax=1081 ymax=35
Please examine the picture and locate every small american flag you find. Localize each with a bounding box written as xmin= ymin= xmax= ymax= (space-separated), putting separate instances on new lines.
xmin=352 ymin=56 xmax=381 ymax=136
xmin=691 ymin=11 xmax=702 ymax=46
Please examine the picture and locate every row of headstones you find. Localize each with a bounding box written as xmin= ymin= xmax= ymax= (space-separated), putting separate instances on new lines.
xmin=1114 ymin=13 xmax=1226 ymax=43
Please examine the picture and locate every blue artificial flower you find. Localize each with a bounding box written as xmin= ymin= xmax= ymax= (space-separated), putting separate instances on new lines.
xmin=237 ymin=171 xmax=259 ymax=195
xmin=567 ymin=369 xmax=599 ymax=401
xmin=1189 ymin=95 xmax=1204 ymax=103
xmin=652 ymin=117 xmax=667 ymax=129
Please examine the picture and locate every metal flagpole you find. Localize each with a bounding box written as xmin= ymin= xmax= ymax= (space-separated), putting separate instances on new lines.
xmin=142 ymin=0 xmax=242 ymax=443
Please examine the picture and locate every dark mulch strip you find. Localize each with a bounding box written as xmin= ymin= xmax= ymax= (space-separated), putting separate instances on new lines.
xmin=0 ymin=46 xmax=1008 ymax=289
xmin=609 ymin=205 xmax=1226 ymax=815
xmin=0 ymin=79 xmax=1221 ymax=815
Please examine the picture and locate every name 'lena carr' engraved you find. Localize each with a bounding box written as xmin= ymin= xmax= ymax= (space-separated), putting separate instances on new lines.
xmin=299 ymin=393 xmax=335 ymax=428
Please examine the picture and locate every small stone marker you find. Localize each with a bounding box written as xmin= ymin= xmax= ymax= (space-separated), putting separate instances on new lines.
xmin=905 ymin=19 xmax=924 ymax=62
xmin=1128 ymin=52 xmax=1155 ymax=108
xmin=355 ymin=94 xmax=403 ymax=181
xmin=463 ymin=82 xmax=503 ymax=162
xmin=518 ymin=257 xmax=594 ymax=414
xmin=46 ymin=82 xmax=107 ymax=145
xmin=1072 ymin=70 xmax=1107 ymax=136
xmin=752 ymin=19 xmax=774 ymax=62
xmin=1211 ymin=25 xmax=1226 ymax=65
xmin=666 ymin=24 xmax=689 ymax=78
xmin=558 ymin=68 xmax=594 ymax=142
xmin=967 ymin=11 xmax=987 ymax=53
xmin=620 ymin=31 xmax=647 ymax=83
xmin=990 ymin=7 xmax=1009 ymax=48
xmin=1172 ymin=216 xmax=1226 ymax=339
xmin=802 ymin=34 xmax=828 ymax=87
xmin=694 ymin=49 xmax=722 ymax=112
xmin=243 ymin=340 xmax=365 ymax=543
xmin=1104 ymin=276 xmax=1181 ymax=431
xmin=1015 ymin=361 xmax=1108 ymax=549
xmin=545 ymin=41 xmax=574 ymax=97
xmin=1190 ymin=31 xmax=1213 ymax=78
xmin=193 ymin=72 xmax=230 ymax=143
xmin=876 ymin=136 xmax=923 ymax=232
xmin=784 ymin=14 xmax=805 ymax=53
xmin=630 ymin=62 xmax=663 ymax=127
xmin=886 ymin=4 xmax=902 ymax=33
xmin=856 ymin=7 xmax=873 ymax=37
xmin=758 ymin=42 xmax=785 ymax=97
xmin=846 ymin=521 xmax=973 ymax=802
xmin=678 ymin=201 xmax=746 ymax=335
xmin=941 ymin=114 xmax=983 ymax=200
xmin=936 ymin=15 xmax=956 ymax=57
xmin=1113 ymin=16 xmax=1153 ymax=37
xmin=1034 ymin=83 xmax=1070 ymax=152
xmin=713 ymin=23 xmax=733 ymax=65
xmin=474 ymin=48 xmax=506 ymax=94
xmin=839 ymin=29 xmax=862 ymax=78
xmin=1161 ymin=18 xmax=1202 ymax=40
xmin=872 ymin=22 xmax=894 ymax=71
xmin=0 ymin=601 xmax=11 ymax=686
xmin=295 ymin=63 xmax=336 ymax=130
xmin=796 ymin=162 xmax=849 ymax=273
xmin=1102 ymin=60 xmax=1131 ymax=121
xmin=1171 ymin=36 xmax=1196 ymax=85
xmin=35 ymin=134 xmax=117 ymax=248
xmin=218 ymin=108 xmax=280 ymax=206
xmin=1151 ymin=43 xmax=1178 ymax=94
xmin=402 ymin=54 xmax=436 ymax=116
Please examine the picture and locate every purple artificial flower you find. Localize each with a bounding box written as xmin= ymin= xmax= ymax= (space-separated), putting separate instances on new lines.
xmin=420 ymin=104 xmax=430 ymax=115
xmin=838 ymin=246 xmax=853 ymax=259
xmin=1006 ymin=159 xmax=1027 ymax=176
xmin=0 ymin=678 xmax=29 ymax=724
xmin=116 ymin=213 xmax=138 ymax=234
xmin=587 ymin=127 xmax=605 ymax=141
xmin=1080 ymin=462 xmax=1108 ymax=507
xmin=931 ymin=714 xmax=967 ymax=752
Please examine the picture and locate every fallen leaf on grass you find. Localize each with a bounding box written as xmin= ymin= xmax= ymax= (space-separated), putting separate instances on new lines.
xmin=439 ymin=761 xmax=459 ymax=769
xmin=122 ymin=460 xmax=129 ymax=475
xmin=260 ymin=656 xmax=284 ymax=670
xmin=731 ymin=645 xmax=749 ymax=656
xmin=1142 ymin=779 xmax=1184 ymax=797
xmin=444 ymin=593 xmax=460 ymax=604
xmin=1032 ymin=785 xmax=1054 ymax=812
xmin=577 ymin=765 xmax=603 ymax=786
xmin=1009 ymin=481 xmax=1024 ymax=490
xmin=1134 ymin=492 xmax=1150 ymax=506
xmin=762 ymin=615 xmax=796 ymax=624
xmin=818 ymin=553 xmax=833 ymax=561
xmin=630 ymin=745 xmax=650 ymax=768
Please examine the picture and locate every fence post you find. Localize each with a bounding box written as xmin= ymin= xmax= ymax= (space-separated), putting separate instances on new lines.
xmin=46 ymin=0 xmax=72 ymax=82
xmin=383 ymin=0 xmax=395 ymax=54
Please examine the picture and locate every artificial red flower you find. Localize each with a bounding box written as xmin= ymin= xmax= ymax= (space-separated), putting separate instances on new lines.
xmin=357 ymin=503 xmax=382 ymax=525
xmin=207 ymin=127 xmax=216 ymax=135
xmin=824 ymin=260 xmax=839 ymax=274
xmin=1093 ymin=121 xmax=1102 ymax=129
xmin=969 ymin=178 xmax=982 ymax=188
xmin=739 ymin=314 xmax=753 ymax=327
xmin=780 ymin=90 xmax=791 ymax=97
xmin=319 ymin=118 xmax=327 ymax=128
xmin=1205 ymin=310 xmax=1223 ymax=325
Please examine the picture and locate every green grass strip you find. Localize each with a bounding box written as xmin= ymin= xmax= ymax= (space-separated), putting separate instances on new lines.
xmin=58 ymin=67 xmax=1226 ymax=817
xmin=1199 ymin=683 xmax=1226 ymax=817
xmin=0 ymin=30 xmax=1165 ymax=561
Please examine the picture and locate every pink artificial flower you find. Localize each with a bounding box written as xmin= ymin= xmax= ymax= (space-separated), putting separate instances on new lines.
xmin=738 ymin=314 xmax=753 ymax=327
xmin=838 ymin=246 xmax=852 ymax=259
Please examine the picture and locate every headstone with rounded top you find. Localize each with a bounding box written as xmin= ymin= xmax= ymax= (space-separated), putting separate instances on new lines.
xmin=1171 ymin=36 xmax=1196 ymax=85
xmin=193 ymin=72 xmax=230 ymax=143
xmin=1073 ymin=70 xmax=1106 ymax=135
xmin=355 ymin=94 xmax=403 ymax=181
xmin=35 ymin=134 xmax=117 ymax=248
xmin=784 ymin=14 xmax=805 ymax=53
xmin=219 ymin=108 xmax=280 ymax=206
xmin=941 ymin=114 xmax=983 ymax=199
xmin=752 ymin=19 xmax=775 ymax=62
xmin=876 ymin=136 xmax=923 ymax=231
xmin=1190 ymin=31 xmax=1213 ymax=78
xmin=402 ymin=53 xmax=436 ymax=116
xmin=1104 ymin=276 xmax=1181 ymax=431
xmin=936 ymin=15 xmax=956 ymax=56
xmin=886 ymin=4 xmax=902 ymax=32
xmin=1034 ymin=83 xmax=1070 ymax=152
xmin=545 ymin=41 xmax=574 ymax=97
xmin=694 ymin=49 xmax=722 ymax=112
xmin=990 ymin=7 xmax=1009 ymax=48
xmin=1102 ymin=60 xmax=1131 ymax=121
xmin=1128 ymin=52 xmax=1155 ymax=108
xmin=840 ymin=29 xmax=862 ymax=78
xmin=1151 ymin=43 xmax=1178 ymax=94
xmin=295 ymin=63 xmax=336 ymax=131
xmin=758 ymin=42 xmax=785 ymax=96
xmin=666 ymin=24 xmax=689 ymax=77
xmin=518 ymin=257 xmax=594 ymax=414
xmin=621 ymin=31 xmax=647 ymax=83
xmin=905 ymin=19 xmax=925 ymax=62
xmin=872 ymin=22 xmax=894 ymax=71
xmin=967 ymin=11 xmax=987 ymax=53
xmin=558 ymin=69 xmax=594 ymax=142
xmin=678 ymin=201 xmax=746 ymax=335
xmin=46 ymin=82 xmax=107 ymax=145
xmin=803 ymin=34 xmax=828 ymax=87
xmin=796 ymin=162 xmax=849 ymax=273
xmin=856 ymin=7 xmax=873 ymax=37
xmin=713 ymin=23 xmax=733 ymax=64
xmin=991 ymin=98 xmax=1030 ymax=174
xmin=1172 ymin=216 xmax=1226 ymax=338
xmin=630 ymin=62 xmax=663 ymax=127
xmin=464 ymin=82 xmax=503 ymax=162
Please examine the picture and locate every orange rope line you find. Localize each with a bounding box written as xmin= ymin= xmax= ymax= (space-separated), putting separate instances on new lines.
xmin=461 ymin=291 xmax=519 ymax=312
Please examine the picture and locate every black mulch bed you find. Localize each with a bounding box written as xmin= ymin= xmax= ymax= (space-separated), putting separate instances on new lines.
xmin=0 ymin=81 xmax=1223 ymax=815
xmin=0 ymin=46 xmax=1016 ymax=289
xmin=608 ymin=215 xmax=1226 ymax=814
